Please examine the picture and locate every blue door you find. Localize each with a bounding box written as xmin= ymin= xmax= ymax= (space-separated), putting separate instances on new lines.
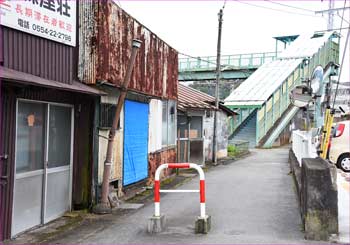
xmin=123 ymin=100 xmax=149 ymax=186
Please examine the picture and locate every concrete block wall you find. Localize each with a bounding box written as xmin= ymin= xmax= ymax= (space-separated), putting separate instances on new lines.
xmin=289 ymin=150 xmax=338 ymax=241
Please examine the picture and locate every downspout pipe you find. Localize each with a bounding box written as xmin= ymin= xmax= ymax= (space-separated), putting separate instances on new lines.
xmin=94 ymin=39 xmax=142 ymax=214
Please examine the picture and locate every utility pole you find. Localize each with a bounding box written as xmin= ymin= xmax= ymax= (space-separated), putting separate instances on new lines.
xmin=213 ymin=8 xmax=223 ymax=164
xmin=328 ymin=0 xmax=335 ymax=30
xmin=315 ymin=4 xmax=350 ymax=30
xmin=94 ymin=39 xmax=142 ymax=214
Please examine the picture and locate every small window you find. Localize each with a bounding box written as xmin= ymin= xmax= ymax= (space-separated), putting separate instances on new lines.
xmin=189 ymin=116 xmax=202 ymax=139
xmin=99 ymin=103 xmax=120 ymax=129
xmin=162 ymin=100 xmax=176 ymax=147
xmin=178 ymin=115 xmax=188 ymax=138
xmin=205 ymin=110 xmax=213 ymax=118
xmin=168 ymin=100 xmax=176 ymax=145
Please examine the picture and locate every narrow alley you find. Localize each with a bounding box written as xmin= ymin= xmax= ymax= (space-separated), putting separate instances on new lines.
xmin=1 ymin=1 xmax=349 ymax=244
xmin=43 ymin=148 xmax=310 ymax=244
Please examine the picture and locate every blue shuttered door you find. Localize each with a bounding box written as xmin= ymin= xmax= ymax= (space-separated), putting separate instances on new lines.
xmin=123 ymin=100 xmax=149 ymax=186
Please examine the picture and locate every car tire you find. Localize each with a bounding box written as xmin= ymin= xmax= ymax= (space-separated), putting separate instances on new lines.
xmin=337 ymin=153 xmax=350 ymax=172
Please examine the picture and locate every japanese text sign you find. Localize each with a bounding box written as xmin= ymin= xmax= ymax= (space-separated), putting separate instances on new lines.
xmin=0 ymin=0 xmax=76 ymax=46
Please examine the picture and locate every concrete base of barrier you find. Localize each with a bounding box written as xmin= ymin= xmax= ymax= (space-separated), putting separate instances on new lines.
xmin=195 ymin=215 xmax=211 ymax=234
xmin=147 ymin=215 xmax=166 ymax=234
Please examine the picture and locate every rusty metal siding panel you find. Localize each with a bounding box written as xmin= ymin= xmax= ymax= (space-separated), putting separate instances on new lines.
xmin=148 ymin=148 xmax=176 ymax=185
xmin=79 ymin=1 xmax=178 ymax=99
xmin=1 ymin=26 xmax=74 ymax=84
xmin=78 ymin=1 xmax=98 ymax=85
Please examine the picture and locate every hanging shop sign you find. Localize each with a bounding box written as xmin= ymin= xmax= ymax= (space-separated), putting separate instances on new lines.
xmin=0 ymin=0 xmax=76 ymax=46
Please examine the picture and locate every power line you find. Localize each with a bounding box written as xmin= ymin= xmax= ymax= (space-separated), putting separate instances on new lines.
xmin=178 ymin=51 xmax=256 ymax=77
xmin=315 ymin=26 xmax=350 ymax=32
xmin=222 ymin=0 xmax=227 ymax=10
xmin=264 ymin=0 xmax=315 ymax=13
xmin=179 ymin=52 xmax=218 ymax=67
xmin=332 ymin=25 xmax=350 ymax=109
xmin=339 ymin=0 xmax=348 ymax=35
xmin=315 ymin=6 xmax=350 ymax=14
xmin=337 ymin=10 xmax=350 ymax=24
xmin=236 ymin=0 xmax=325 ymax=19
xmin=337 ymin=12 xmax=350 ymax=25
xmin=332 ymin=0 xmax=349 ymax=109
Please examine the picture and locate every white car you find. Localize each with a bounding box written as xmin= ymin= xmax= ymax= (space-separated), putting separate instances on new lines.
xmin=329 ymin=120 xmax=350 ymax=172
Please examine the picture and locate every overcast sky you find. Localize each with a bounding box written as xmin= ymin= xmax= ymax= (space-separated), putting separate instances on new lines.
xmin=120 ymin=1 xmax=349 ymax=81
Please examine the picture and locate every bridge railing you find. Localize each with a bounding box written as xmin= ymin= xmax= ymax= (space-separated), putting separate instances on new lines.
xmin=256 ymin=40 xmax=339 ymax=143
xmin=179 ymin=52 xmax=277 ymax=72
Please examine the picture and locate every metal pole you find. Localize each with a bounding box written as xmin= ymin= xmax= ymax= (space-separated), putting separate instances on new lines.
xmin=94 ymin=39 xmax=142 ymax=214
xmin=213 ymin=8 xmax=223 ymax=164
xmin=328 ymin=0 xmax=335 ymax=30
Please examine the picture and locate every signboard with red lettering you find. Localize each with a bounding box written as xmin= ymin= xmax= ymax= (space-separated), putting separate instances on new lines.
xmin=0 ymin=0 xmax=76 ymax=46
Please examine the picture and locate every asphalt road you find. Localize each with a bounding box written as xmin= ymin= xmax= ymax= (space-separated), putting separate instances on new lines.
xmin=52 ymin=147 xmax=323 ymax=244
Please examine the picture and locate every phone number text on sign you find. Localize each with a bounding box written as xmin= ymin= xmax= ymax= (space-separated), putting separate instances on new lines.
xmin=32 ymin=23 xmax=72 ymax=42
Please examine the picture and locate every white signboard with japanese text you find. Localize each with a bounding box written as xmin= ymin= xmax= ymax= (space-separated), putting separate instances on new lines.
xmin=0 ymin=0 xmax=76 ymax=46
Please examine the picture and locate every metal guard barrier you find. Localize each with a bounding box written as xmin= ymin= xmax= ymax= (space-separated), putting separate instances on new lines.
xmin=154 ymin=163 xmax=206 ymax=218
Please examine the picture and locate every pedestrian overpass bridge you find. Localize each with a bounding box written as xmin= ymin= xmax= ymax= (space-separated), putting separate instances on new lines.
xmin=178 ymin=52 xmax=277 ymax=81
xmin=224 ymin=31 xmax=340 ymax=148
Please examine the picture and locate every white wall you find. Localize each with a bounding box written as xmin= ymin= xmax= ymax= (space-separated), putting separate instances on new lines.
xmin=203 ymin=110 xmax=229 ymax=161
xmin=203 ymin=112 xmax=214 ymax=161
xmin=148 ymin=99 xmax=163 ymax=153
xmin=217 ymin=110 xmax=229 ymax=159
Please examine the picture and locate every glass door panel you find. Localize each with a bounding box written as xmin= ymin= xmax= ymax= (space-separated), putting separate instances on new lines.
xmin=45 ymin=105 xmax=72 ymax=223
xmin=12 ymin=101 xmax=46 ymax=236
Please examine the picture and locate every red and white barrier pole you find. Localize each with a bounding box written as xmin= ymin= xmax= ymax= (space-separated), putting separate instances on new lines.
xmin=154 ymin=163 xmax=206 ymax=218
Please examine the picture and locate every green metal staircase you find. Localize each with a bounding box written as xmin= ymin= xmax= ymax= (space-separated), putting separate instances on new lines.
xmin=225 ymin=31 xmax=339 ymax=148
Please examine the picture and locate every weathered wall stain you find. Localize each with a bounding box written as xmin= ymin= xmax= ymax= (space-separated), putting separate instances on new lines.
xmin=148 ymin=148 xmax=176 ymax=185
xmin=79 ymin=0 xmax=178 ymax=100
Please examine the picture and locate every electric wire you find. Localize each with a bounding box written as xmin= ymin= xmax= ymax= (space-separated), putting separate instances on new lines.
xmin=222 ymin=0 xmax=227 ymax=10
xmin=332 ymin=0 xmax=349 ymax=109
xmin=236 ymin=0 xmax=326 ymax=19
xmin=315 ymin=26 xmax=350 ymax=32
xmin=117 ymin=0 xmax=122 ymax=8
xmin=337 ymin=12 xmax=350 ymax=25
xmin=264 ymin=0 xmax=315 ymax=13
xmin=178 ymin=51 xmax=255 ymax=78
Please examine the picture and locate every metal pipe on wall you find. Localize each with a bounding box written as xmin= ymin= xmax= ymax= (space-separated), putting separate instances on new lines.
xmin=94 ymin=39 xmax=142 ymax=214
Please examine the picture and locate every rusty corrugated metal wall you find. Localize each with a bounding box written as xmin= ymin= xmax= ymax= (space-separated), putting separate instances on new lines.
xmin=148 ymin=148 xmax=176 ymax=185
xmin=1 ymin=26 xmax=74 ymax=84
xmin=78 ymin=0 xmax=98 ymax=86
xmin=79 ymin=0 xmax=178 ymax=100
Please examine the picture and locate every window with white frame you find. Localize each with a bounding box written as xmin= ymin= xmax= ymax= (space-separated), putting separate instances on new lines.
xmin=162 ymin=100 xmax=176 ymax=147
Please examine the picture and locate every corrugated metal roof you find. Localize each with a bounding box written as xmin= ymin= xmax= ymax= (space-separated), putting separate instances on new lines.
xmin=178 ymin=84 xmax=216 ymax=110
xmin=224 ymin=31 xmax=335 ymax=107
xmin=178 ymin=84 xmax=237 ymax=115
xmin=279 ymin=31 xmax=335 ymax=58
xmin=224 ymin=59 xmax=302 ymax=106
